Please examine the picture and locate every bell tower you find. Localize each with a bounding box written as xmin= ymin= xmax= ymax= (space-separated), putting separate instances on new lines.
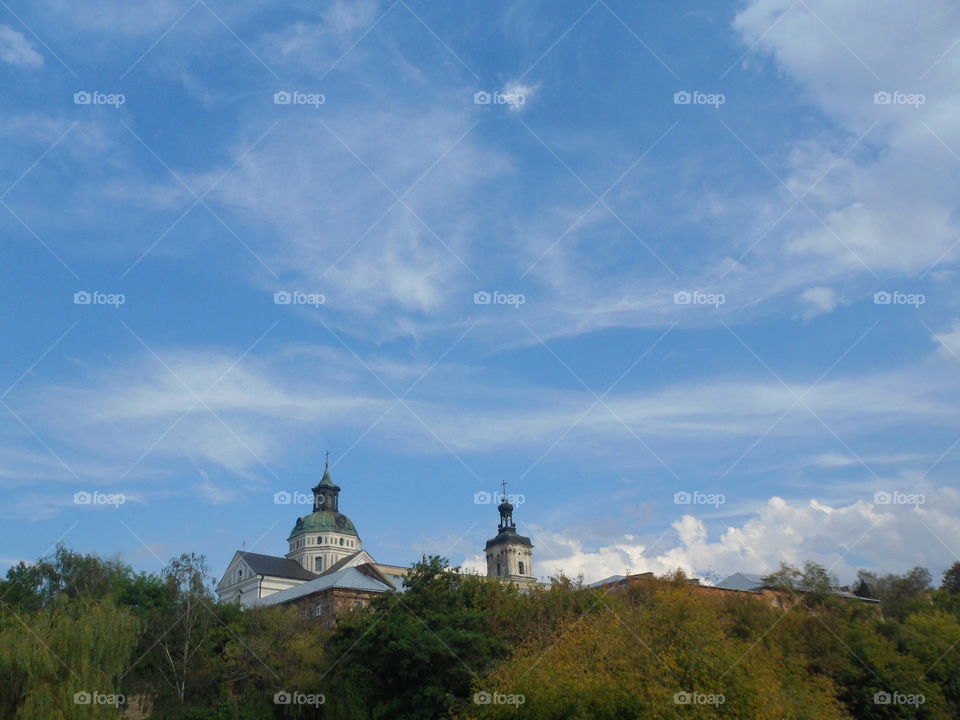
xmin=484 ymin=481 xmax=535 ymax=586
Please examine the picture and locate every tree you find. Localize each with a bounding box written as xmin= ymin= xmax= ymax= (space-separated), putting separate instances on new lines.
xmin=853 ymin=577 xmax=874 ymax=598
xmin=941 ymin=562 xmax=960 ymax=595
xmin=147 ymin=553 xmax=220 ymax=709
xmin=1 ymin=545 xmax=131 ymax=611
xmin=328 ymin=556 xmax=507 ymax=719
xmin=857 ymin=567 xmax=932 ymax=619
xmin=763 ymin=561 xmax=837 ymax=604
xmin=0 ymin=596 xmax=138 ymax=719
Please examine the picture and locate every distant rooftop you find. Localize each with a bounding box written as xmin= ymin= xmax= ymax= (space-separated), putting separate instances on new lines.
xmin=716 ymin=571 xmax=881 ymax=603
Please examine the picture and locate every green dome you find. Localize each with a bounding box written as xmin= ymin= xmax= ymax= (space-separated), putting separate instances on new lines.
xmin=288 ymin=510 xmax=358 ymax=539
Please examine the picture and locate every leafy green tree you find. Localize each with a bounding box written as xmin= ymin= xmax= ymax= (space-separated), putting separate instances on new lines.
xmin=941 ymin=562 xmax=960 ymax=595
xmin=857 ymin=567 xmax=932 ymax=619
xmin=0 ymin=596 xmax=138 ymax=719
xmin=327 ymin=556 xmax=507 ymax=719
xmin=894 ymin=610 xmax=960 ymax=715
xmin=764 ymin=560 xmax=837 ymax=604
xmin=2 ymin=545 xmax=131 ymax=611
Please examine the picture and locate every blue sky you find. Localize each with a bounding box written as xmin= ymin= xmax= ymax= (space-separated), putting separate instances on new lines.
xmin=2 ymin=0 xmax=960 ymax=585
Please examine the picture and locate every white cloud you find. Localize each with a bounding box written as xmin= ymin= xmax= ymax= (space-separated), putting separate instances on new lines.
xmin=462 ymin=490 xmax=960 ymax=584
xmin=800 ymin=285 xmax=837 ymax=320
xmin=6 ymin=328 xmax=958 ymax=492
xmin=0 ymin=25 xmax=43 ymax=68
xmin=503 ymin=80 xmax=538 ymax=112
xmin=733 ymin=0 xmax=960 ymax=274
xmin=933 ymin=320 xmax=960 ymax=361
xmin=207 ymin=106 xmax=510 ymax=327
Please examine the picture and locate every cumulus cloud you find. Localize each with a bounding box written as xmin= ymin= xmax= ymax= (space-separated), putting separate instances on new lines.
xmin=0 ymin=25 xmax=43 ymax=68
xmin=464 ymin=490 xmax=960 ymax=584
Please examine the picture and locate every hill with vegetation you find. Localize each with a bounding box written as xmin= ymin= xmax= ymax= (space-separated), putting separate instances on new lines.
xmin=3 ymin=547 xmax=960 ymax=719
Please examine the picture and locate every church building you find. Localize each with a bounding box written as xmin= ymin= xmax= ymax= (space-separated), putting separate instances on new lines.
xmin=484 ymin=490 xmax=536 ymax=588
xmin=215 ymin=461 xmax=537 ymax=621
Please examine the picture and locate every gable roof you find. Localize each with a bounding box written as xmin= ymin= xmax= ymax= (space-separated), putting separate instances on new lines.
xmin=237 ymin=551 xmax=317 ymax=581
xmin=256 ymin=565 xmax=394 ymax=606
xmin=319 ymin=550 xmax=374 ymax=576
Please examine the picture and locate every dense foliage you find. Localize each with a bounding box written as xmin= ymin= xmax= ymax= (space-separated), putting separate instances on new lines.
xmin=3 ymin=548 xmax=960 ymax=719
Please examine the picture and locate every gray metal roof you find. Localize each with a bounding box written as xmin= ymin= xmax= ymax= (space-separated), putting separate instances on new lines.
xmin=238 ymin=551 xmax=318 ymax=581
xmin=588 ymin=575 xmax=626 ymax=589
xmin=716 ymin=571 xmax=881 ymax=603
xmin=257 ymin=565 xmax=394 ymax=606
xmin=715 ymin=572 xmax=765 ymax=592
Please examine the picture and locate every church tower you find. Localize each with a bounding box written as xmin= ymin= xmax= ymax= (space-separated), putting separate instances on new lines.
xmin=286 ymin=456 xmax=362 ymax=573
xmin=484 ymin=483 xmax=535 ymax=586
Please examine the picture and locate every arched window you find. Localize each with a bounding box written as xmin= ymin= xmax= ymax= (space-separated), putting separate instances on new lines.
xmin=339 ymin=538 xmax=344 ymax=546
xmin=314 ymin=602 xmax=323 ymax=616
xmin=314 ymin=556 xmax=324 ymax=571
xmin=519 ymin=561 xmax=525 ymax=574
